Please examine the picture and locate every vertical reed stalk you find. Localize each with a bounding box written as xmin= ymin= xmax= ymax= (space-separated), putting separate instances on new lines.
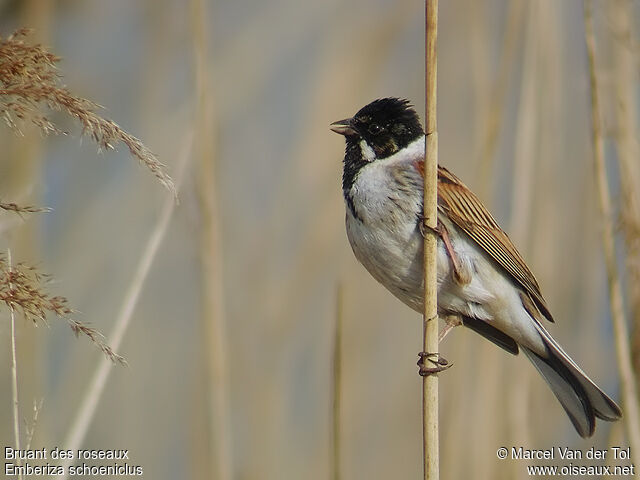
xmin=584 ymin=0 xmax=640 ymax=466
xmin=423 ymin=1 xmax=439 ymax=479
xmin=10 ymin=1 xmax=54 ymax=449
xmin=8 ymin=249 xmax=23 ymax=480
xmin=609 ymin=0 xmax=640 ymax=386
xmin=508 ymin=0 xmax=538 ymax=449
xmin=331 ymin=284 xmax=343 ymax=480
xmin=58 ymin=135 xmax=192 ymax=480
xmin=475 ymin=0 xmax=525 ymax=199
xmin=191 ymin=1 xmax=233 ymax=479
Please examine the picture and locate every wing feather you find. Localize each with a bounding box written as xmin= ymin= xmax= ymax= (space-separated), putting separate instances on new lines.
xmin=433 ymin=165 xmax=554 ymax=322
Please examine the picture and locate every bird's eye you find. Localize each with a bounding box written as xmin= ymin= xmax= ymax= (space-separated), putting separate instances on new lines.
xmin=368 ymin=123 xmax=383 ymax=135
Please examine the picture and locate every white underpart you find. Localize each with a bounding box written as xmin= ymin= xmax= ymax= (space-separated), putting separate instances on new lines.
xmin=345 ymin=136 xmax=545 ymax=354
xmin=359 ymin=139 xmax=376 ymax=162
xmin=388 ymin=135 xmax=426 ymax=160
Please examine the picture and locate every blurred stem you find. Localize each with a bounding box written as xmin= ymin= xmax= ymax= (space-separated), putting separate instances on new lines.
xmin=24 ymin=399 xmax=43 ymax=451
xmin=610 ymin=0 xmax=640 ymax=387
xmin=8 ymin=250 xmax=23 ymax=480
xmin=584 ymin=0 xmax=640 ymax=463
xmin=331 ymin=284 xmax=343 ymax=480
xmin=7 ymin=1 xmax=54 ymax=452
xmin=508 ymin=0 xmax=538 ymax=449
xmin=59 ymin=134 xmax=192 ymax=479
xmin=190 ymin=1 xmax=233 ymax=479
xmin=475 ymin=0 xmax=525 ymax=199
xmin=423 ymin=1 xmax=439 ymax=480
xmin=509 ymin=0 xmax=537 ymax=249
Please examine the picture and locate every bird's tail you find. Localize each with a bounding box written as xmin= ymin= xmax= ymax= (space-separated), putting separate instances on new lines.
xmin=522 ymin=325 xmax=622 ymax=438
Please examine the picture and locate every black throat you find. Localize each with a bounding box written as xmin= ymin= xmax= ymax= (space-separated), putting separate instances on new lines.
xmin=341 ymin=140 xmax=368 ymax=218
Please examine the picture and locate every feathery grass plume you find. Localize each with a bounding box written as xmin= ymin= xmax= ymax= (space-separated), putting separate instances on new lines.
xmin=0 ymin=255 xmax=125 ymax=365
xmin=0 ymin=202 xmax=51 ymax=215
xmin=0 ymin=28 xmax=175 ymax=196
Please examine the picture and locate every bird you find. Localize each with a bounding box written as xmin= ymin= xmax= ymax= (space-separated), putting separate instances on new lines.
xmin=330 ymin=97 xmax=622 ymax=438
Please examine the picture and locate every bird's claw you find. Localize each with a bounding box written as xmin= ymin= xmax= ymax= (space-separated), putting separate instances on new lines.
xmin=418 ymin=216 xmax=441 ymax=238
xmin=417 ymin=351 xmax=452 ymax=376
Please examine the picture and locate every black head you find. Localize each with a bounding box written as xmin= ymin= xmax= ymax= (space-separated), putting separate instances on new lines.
xmin=330 ymin=98 xmax=424 ymax=160
xmin=331 ymin=98 xmax=424 ymax=205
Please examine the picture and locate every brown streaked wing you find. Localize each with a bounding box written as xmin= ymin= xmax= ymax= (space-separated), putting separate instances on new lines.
xmin=431 ymin=164 xmax=554 ymax=322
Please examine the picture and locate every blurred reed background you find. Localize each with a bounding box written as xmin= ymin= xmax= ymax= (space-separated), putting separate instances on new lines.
xmin=0 ymin=0 xmax=639 ymax=479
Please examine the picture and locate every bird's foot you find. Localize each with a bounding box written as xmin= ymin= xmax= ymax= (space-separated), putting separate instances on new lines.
xmin=419 ymin=216 xmax=441 ymax=238
xmin=419 ymin=217 xmax=471 ymax=286
xmin=417 ymin=351 xmax=452 ymax=376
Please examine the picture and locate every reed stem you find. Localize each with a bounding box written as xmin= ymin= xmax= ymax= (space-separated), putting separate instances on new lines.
xmin=584 ymin=0 xmax=640 ymax=468
xmin=423 ymin=2 xmax=439 ymax=479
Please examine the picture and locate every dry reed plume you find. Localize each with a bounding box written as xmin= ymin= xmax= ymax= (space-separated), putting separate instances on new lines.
xmin=0 ymin=255 xmax=125 ymax=365
xmin=0 ymin=27 xmax=181 ymax=365
xmin=0 ymin=28 xmax=175 ymax=196
xmin=0 ymin=202 xmax=51 ymax=215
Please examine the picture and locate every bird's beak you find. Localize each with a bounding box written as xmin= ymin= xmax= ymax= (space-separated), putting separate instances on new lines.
xmin=330 ymin=118 xmax=356 ymax=136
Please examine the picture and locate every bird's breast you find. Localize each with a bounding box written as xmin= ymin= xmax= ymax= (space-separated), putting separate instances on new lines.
xmin=344 ymin=161 xmax=497 ymax=317
xmin=345 ymin=160 xmax=428 ymax=311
